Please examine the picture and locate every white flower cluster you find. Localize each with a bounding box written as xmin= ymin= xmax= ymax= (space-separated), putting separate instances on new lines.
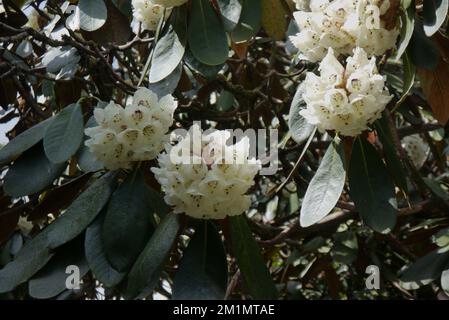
xmin=290 ymin=0 xmax=399 ymax=62
xmin=85 ymin=88 xmax=177 ymax=170
xmin=131 ymin=0 xmax=186 ymax=31
xmin=152 ymin=125 xmax=261 ymax=219
xmin=401 ymin=135 xmax=429 ymax=169
xmin=300 ymin=47 xmax=392 ymax=136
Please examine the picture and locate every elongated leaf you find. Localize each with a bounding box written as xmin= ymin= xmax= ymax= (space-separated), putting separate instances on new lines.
xmin=288 ymin=85 xmax=315 ymax=145
xmin=43 ymin=103 xmax=84 ymax=164
xmin=423 ymin=0 xmax=448 ymax=37
xmin=184 ymin=49 xmax=224 ymax=80
xmin=0 ymin=173 xmax=115 ymax=293
xmin=401 ymin=51 xmax=416 ymax=100
xmin=188 ymin=0 xmax=229 ymax=65
xmin=0 ymin=235 xmax=53 ymax=293
xmin=217 ymin=0 xmax=242 ymax=31
xmin=4 ymin=144 xmax=66 ymax=198
xmin=28 ymin=239 xmax=89 ymax=299
xmin=401 ymin=248 xmax=449 ymax=282
xmin=85 ymin=214 xmax=125 ymax=288
xmin=231 ymin=0 xmax=262 ymax=42
xmin=172 ymin=222 xmax=228 ymax=300
xmin=149 ymin=6 xmax=187 ymax=83
xmin=103 ymin=170 xmax=156 ymax=271
xmin=395 ymin=1 xmax=415 ymax=60
xmin=409 ymin=22 xmax=439 ymax=70
xmin=229 ymin=215 xmax=277 ymax=299
xmin=0 ymin=210 xmax=19 ymax=245
xmin=78 ymin=0 xmax=107 ymax=31
xmin=45 ymin=173 xmax=116 ymax=249
xmin=348 ymin=138 xmax=397 ymax=233
xmin=125 ymin=214 xmax=180 ymax=299
xmin=375 ymin=117 xmax=408 ymax=192
xmin=300 ymin=138 xmax=345 ymax=227
xmin=0 ymin=117 xmax=52 ymax=166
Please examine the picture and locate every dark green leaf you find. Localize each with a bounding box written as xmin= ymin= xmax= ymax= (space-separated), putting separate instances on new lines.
xmin=231 ymin=0 xmax=262 ymax=42
xmin=409 ymin=22 xmax=439 ymax=70
xmin=0 ymin=117 xmax=52 ymax=166
xmin=331 ymin=232 xmax=358 ymax=265
xmin=4 ymin=144 xmax=66 ymax=198
xmin=0 ymin=173 xmax=115 ymax=293
xmin=188 ymin=0 xmax=229 ymax=66
xmin=45 ymin=173 xmax=116 ymax=249
xmin=216 ymin=90 xmax=235 ymax=112
xmin=149 ymin=5 xmax=187 ymax=83
xmin=229 ymin=215 xmax=277 ymax=299
xmin=0 ymin=235 xmax=53 ymax=293
xmin=184 ymin=49 xmax=224 ymax=80
xmin=401 ymin=248 xmax=449 ymax=282
xmin=103 ymin=170 xmax=156 ymax=271
xmin=348 ymin=138 xmax=397 ymax=233
xmin=172 ymin=222 xmax=228 ymax=300
xmin=125 ymin=214 xmax=180 ymax=299
xmin=43 ymin=103 xmax=84 ymax=164
xmin=401 ymin=51 xmax=416 ymax=99
xmin=300 ymin=138 xmax=345 ymax=227
xmin=375 ymin=117 xmax=408 ymax=192
xmin=85 ymin=213 xmax=125 ymax=288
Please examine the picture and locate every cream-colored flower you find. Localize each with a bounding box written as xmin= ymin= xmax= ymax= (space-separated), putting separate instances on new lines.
xmin=299 ymin=47 xmax=392 ymax=136
xmin=85 ymin=88 xmax=177 ymax=170
xmin=131 ymin=0 xmax=168 ymax=31
xmin=151 ymin=124 xmax=261 ymax=219
xmin=402 ymin=135 xmax=429 ymax=169
xmin=290 ymin=0 xmax=399 ymax=62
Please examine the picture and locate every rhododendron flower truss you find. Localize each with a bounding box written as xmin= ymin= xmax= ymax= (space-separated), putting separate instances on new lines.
xmin=300 ymin=47 xmax=392 ymax=136
xmin=290 ymin=0 xmax=400 ymax=62
xmin=152 ymin=125 xmax=261 ymax=219
xmin=85 ymin=88 xmax=177 ymax=170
